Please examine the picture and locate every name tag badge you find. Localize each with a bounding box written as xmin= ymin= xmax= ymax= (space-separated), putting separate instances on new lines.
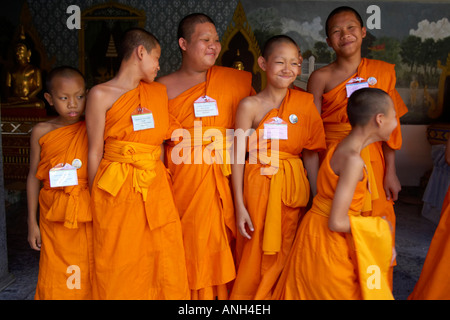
xmin=131 ymin=106 xmax=155 ymax=131
xmin=49 ymin=163 xmax=78 ymax=188
xmin=194 ymin=95 xmax=219 ymax=117
xmin=263 ymin=117 xmax=288 ymax=140
xmin=346 ymin=77 xmax=369 ymax=97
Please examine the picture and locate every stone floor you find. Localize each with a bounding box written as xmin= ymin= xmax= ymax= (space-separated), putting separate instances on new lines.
xmin=0 ymin=187 xmax=438 ymax=300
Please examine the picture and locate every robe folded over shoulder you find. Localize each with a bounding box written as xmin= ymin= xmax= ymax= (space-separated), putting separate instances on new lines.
xmin=90 ymin=81 xmax=190 ymax=300
xmin=165 ymin=66 xmax=254 ymax=299
xmin=321 ymin=58 xmax=407 ymax=287
xmin=230 ymin=89 xmax=326 ymax=300
xmin=272 ymin=143 xmax=394 ymax=300
xmin=35 ymin=121 xmax=93 ymax=300
xmin=408 ymin=187 xmax=450 ymax=300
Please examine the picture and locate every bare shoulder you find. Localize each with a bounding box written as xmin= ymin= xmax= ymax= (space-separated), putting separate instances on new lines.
xmin=86 ymin=82 xmax=124 ymax=112
xmin=156 ymin=72 xmax=178 ymax=87
xmin=30 ymin=121 xmax=56 ymax=142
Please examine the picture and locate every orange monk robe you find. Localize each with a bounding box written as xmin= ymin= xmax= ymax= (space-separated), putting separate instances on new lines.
xmin=35 ymin=121 xmax=93 ymax=300
xmin=90 ymin=81 xmax=190 ymax=300
xmin=273 ymin=143 xmax=394 ymax=300
xmin=230 ymin=89 xmax=326 ymax=300
xmin=321 ymin=58 xmax=408 ymax=286
xmin=408 ymin=187 xmax=450 ymax=300
xmin=165 ymin=66 xmax=254 ymax=299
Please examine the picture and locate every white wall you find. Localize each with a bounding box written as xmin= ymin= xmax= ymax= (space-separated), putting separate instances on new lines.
xmin=396 ymin=124 xmax=433 ymax=187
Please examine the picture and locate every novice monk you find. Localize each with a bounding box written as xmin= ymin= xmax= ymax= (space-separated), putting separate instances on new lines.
xmin=229 ymin=35 xmax=326 ymax=300
xmin=408 ymin=138 xmax=450 ymax=300
xmin=86 ymin=28 xmax=189 ymax=300
xmin=273 ymin=88 xmax=398 ymax=300
xmin=27 ymin=66 xmax=92 ymax=299
xmin=157 ymin=13 xmax=254 ymax=300
xmin=307 ymin=6 xmax=408 ymax=286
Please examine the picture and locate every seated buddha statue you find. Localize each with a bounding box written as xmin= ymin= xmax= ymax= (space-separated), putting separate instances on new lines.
xmin=4 ymin=32 xmax=44 ymax=108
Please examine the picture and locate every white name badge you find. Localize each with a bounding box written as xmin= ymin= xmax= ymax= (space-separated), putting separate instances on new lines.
xmin=132 ymin=112 xmax=155 ymax=131
xmin=49 ymin=163 xmax=78 ymax=188
xmin=346 ymin=79 xmax=369 ymax=97
xmin=194 ymin=95 xmax=219 ymax=117
xmin=263 ymin=117 xmax=288 ymax=140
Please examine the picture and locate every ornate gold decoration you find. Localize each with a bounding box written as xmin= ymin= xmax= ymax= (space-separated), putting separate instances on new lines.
xmin=217 ymin=1 xmax=266 ymax=91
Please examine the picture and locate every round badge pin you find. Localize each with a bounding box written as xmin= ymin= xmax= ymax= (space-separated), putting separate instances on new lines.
xmin=368 ymin=77 xmax=377 ymax=86
xmin=289 ymin=114 xmax=298 ymax=124
xmin=71 ymin=159 xmax=82 ymax=169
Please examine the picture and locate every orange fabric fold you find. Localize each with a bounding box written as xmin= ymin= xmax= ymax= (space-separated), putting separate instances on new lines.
xmin=165 ymin=66 xmax=254 ymax=299
xmin=34 ymin=121 xmax=93 ymax=300
xmin=273 ymin=143 xmax=394 ymax=300
xmin=90 ymin=81 xmax=190 ymax=300
xmin=409 ymin=187 xmax=450 ymax=300
xmin=230 ymin=89 xmax=326 ymax=300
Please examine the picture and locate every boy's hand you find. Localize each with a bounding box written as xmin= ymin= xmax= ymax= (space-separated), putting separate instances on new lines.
xmin=28 ymin=224 xmax=41 ymax=251
xmin=236 ymin=204 xmax=254 ymax=240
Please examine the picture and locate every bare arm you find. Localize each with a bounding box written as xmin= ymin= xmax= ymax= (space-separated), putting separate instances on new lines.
xmin=382 ymin=142 xmax=401 ymax=201
xmin=307 ymin=70 xmax=326 ymax=114
xmin=302 ymin=149 xmax=320 ymax=196
xmin=231 ymin=98 xmax=255 ymax=239
xmin=328 ymin=154 xmax=365 ymax=233
xmin=85 ymin=86 xmax=108 ymax=191
xmin=26 ymin=124 xmax=47 ymax=251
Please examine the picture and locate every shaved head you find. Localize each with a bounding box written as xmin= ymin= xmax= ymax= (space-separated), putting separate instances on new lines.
xmin=325 ymin=6 xmax=364 ymax=38
xmin=177 ymin=13 xmax=215 ymax=42
xmin=262 ymin=35 xmax=298 ymax=59
xmin=45 ymin=66 xmax=85 ymax=94
xmin=347 ymin=88 xmax=393 ymax=127
xmin=118 ymin=27 xmax=160 ymax=61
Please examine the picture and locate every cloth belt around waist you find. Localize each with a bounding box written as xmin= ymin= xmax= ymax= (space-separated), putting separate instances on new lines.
xmin=167 ymin=125 xmax=233 ymax=177
xmin=249 ymin=148 xmax=310 ymax=255
xmin=42 ymin=178 xmax=89 ymax=229
xmin=324 ymin=122 xmax=378 ymax=212
xmin=97 ymin=139 xmax=161 ymax=201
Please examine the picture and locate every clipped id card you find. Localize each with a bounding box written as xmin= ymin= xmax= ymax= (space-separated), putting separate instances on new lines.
xmin=132 ymin=106 xmax=155 ymax=131
xmin=263 ymin=117 xmax=288 ymax=140
xmin=193 ymin=95 xmax=219 ymax=117
xmin=346 ymin=77 xmax=369 ymax=97
xmin=49 ymin=163 xmax=78 ymax=188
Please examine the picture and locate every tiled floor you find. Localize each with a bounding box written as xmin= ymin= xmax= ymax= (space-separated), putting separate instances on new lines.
xmin=0 ymin=187 xmax=438 ymax=300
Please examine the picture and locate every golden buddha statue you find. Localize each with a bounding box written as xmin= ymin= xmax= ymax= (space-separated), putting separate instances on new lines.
xmin=3 ymin=28 xmax=44 ymax=108
xmin=232 ymin=49 xmax=245 ymax=71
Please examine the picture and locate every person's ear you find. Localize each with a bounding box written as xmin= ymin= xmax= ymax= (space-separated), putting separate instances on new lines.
xmin=257 ymin=56 xmax=267 ymax=71
xmin=375 ymin=113 xmax=384 ymax=127
xmin=178 ymin=37 xmax=187 ymax=52
xmin=44 ymin=92 xmax=53 ymax=106
xmin=361 ymin=26 xmax=367 ymax=39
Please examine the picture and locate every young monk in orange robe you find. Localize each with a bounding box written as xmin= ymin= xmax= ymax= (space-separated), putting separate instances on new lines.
xmin=86 ymin=28 xmax=189 ymax=300
xmin=273 ymin=88 xmax=398 ymax=300
xmin=27 ymin=66 xmax=92 ymax=299
xmin=408 ymin=138 xmax=450 ymax=300
xmin=157 ymin=13 xmax=254 ymax=300
xmin=307 ymin=6 xmax=408 ymax=287
xmin=229 ymin=35 xmax=326 ymax=300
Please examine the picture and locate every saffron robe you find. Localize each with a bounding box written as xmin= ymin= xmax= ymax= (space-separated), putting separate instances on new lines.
xmin=165 ymin=66 xmax=254 ymax=299
xmin=90 ymin=81 xmax=190 ymax=300
xmin=408 ymin=187 xmax=450 ymax=300
xmin=35 ymin=121 xmax=93 ymax=300
xmin=320 ymin=58 xmax=408 ymax=286
xmin=273 ymin=143 xmax=394 ymax=300
xmin=230 ymin=89 xmax=326 ymax=300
